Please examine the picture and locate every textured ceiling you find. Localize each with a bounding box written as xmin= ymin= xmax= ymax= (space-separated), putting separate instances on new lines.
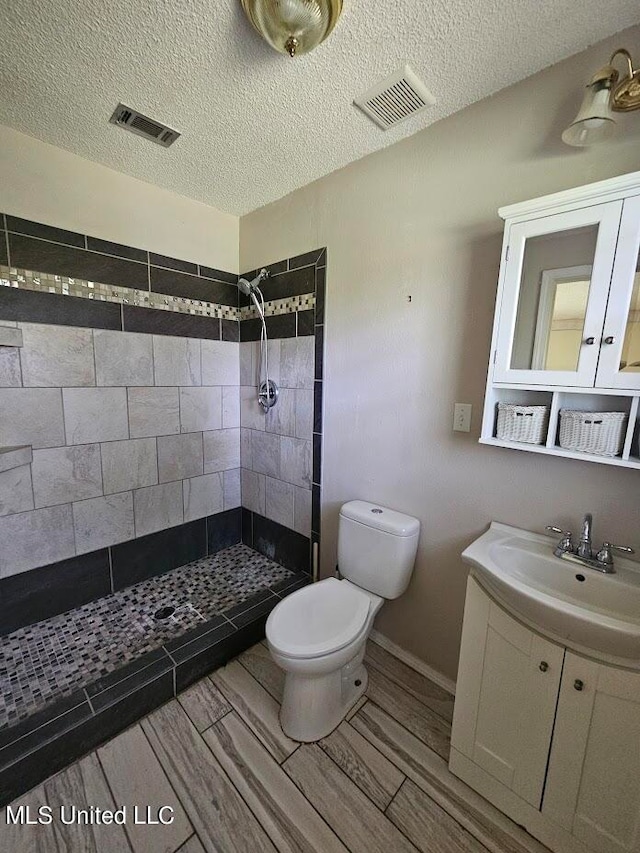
xmin=0 ymin=1 xmax=638 ymax=215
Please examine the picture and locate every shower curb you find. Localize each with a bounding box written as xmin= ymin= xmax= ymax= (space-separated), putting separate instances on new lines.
xmin=0 ymin=572 xmax=309 ymax=806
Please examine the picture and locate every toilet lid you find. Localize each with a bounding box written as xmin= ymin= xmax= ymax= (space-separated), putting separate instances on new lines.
xmin=267 ymin=578 xmax=371 ymax=659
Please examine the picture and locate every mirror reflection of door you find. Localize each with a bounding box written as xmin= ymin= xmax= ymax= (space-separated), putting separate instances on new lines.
xmin=620 ymin=272 xmax=640 ymax=372
xmin=532 ymin=266 xmax=591 ymax=371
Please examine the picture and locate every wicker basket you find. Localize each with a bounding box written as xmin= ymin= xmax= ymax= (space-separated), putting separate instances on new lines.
xmin=496 ymin=403 xmax=549 ymax=445
xmin=558 ymin=410 xmax=627 ymax=457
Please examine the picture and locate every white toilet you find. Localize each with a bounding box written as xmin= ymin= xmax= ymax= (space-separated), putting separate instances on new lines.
xmin=266 ymin=500 xmax=420 ymax=741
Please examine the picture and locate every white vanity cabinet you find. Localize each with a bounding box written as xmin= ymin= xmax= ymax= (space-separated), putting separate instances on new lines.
xmin=482 ymin=170 xmax=640 ymax=468
xmin=451 ymin=577 xmax=640 ymax=853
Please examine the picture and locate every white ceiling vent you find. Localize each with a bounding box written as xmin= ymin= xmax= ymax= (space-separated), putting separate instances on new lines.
xmin=109 ymin=104 xmax=180 ymax=148
xmin=354 ymin=64 xmax=436 ymax=130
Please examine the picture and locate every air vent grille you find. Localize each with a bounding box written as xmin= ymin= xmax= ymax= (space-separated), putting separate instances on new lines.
xmin=109 ymin=103 xmax=180 ymax=148
xmin=354 ymin=65 xmax=436 ymax=130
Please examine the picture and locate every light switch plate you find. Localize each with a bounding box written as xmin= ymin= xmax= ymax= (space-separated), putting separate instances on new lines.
xmin=453 ymin=403 xmax=472 ymax=432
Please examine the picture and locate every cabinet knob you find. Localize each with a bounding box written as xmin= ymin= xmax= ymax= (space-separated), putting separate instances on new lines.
xmin=539 ymin=661 xmax=549 ymax=672
xmin=574 ymin=679 xmax=584 ymax=691
xmin=604 ymin=336 xmax=615 ymax=345
xmin=584 ymin=336 xmax=595 ymax=345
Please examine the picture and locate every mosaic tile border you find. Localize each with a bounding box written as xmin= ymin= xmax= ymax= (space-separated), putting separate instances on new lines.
xmin=240 ymin=292 xmax=315 ymax=320
xmin=0 ymin=266 xmax=240 ymax=321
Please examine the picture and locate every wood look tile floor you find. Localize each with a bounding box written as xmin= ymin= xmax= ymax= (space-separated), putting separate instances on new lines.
xmin=4 ymin=641 xmax=551 ymax=853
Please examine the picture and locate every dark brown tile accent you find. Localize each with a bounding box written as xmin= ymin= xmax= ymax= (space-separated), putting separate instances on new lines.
xmin=240 ymin=260 xmax=287 ymax=281
xmin=0 ymin=287 xmax=122 ymax=329
xmin=267 ymin=313 xmax=296 ymax=338
xmin=261 ymin=265 xmax=315 ymax=301
xmin=0 ymin=550 xmax=111 ymax=637
xmin=207 ymin=508 xmax=242 ymax=554
xmin=9 ymin=233 xmax=149 ymax=290
xmin=241 ymin=507 xmax=253 ymax=546
xmin=315 ymin=323 xmax=324 ymax=380
xmin=313 ymin=432 xmax=322 ymax=486
xmin=200 ymin=265 xmax=238 ymax=285
xmin=221 ymin=318 xmax=240 ymax=341
xmin=122 ymin=304 xmax=220 ymax=339
xmin=0 ymin=234 xmax=7 ymax=267
xmin=86 ymin=236 xmax=147 ymax=263
xmin=150 ymin=252 xmax=198 ymax=275
xmin=253 ymin=513 xmax=311 ymax=573
xmin=315 ymin=265 xmax=325 ymax=324
xmin=312 ymin=485 xmax=321 ymax=535
xmin=150 ymin=266 xmax=237 ymax=306
xmin=5 ymin=216 xmax=85 ymax=248
xmin=289 ymin=248 xmax=324 ymax=269
xmin=297 ymin=309 xmax=314 ymax=336
xmin=314 ymin=380 xmax=323 ymax=432
xmin=110 ymin=519 xmax=207 ymax=590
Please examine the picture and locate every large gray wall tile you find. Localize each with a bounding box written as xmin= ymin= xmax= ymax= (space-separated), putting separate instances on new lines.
xmin=201 ymin=340 xmax=240 ymax=386
xmin=280 ymin=436 xmax=311 ymax=488
xmin=94 ymin=329 xmax=153 ymax=387
xmin=101 ymin=438 xmax=158 ymax=494
xmin=252 ymin=431 xmax=281 ymax=479
xmin=241 ymin=468 xmax=265 ymax=515
xmin=0 ymin=347 xmax=22 ymax=387
xmin=224 ymin=468 xmax=241 ymax=510
xmin=128 ymin=387 xmax=180 ymax=438
xmin=153 ymin=336 xmax=201 ymax=386
xmin=0 ymin=388 xmax=65 ymax=448
xmin=157 ymin=432 xmax=203 ymax=483
xmin=266 ymin=339 xmax=281 ymax=385
xmin=265 ymin=477 xmax=294 ymax=528
xmin=32 ymin=444 xmax=103 ymax=507
xmin=183 ymin=473 xmax=224 ymax=522
xmin=293 ymin=486 xmax=312 ymax=536
xmin=133 ymin=481 xmax=183 ymax=537
xmin=241 ymin=386 xmax=266 ymax=431
xmin=203 ymin=428 xmax=240 ymax=473
xmin=240 ymin=341 xmax=258 ymax=386
xmin=0 ymin=464 xmax=34 ymax=517
xmin=222 ymin=386 xmax=240 ymax=428
xmin=180 ymin=387 xmax=222 ymax=433
xmin=265 ymin=388 xmax=295 ymax=437
xmin=0 ymin=504 xmax=75 ymax=577
xmin=295 ymin=389 xmax=313 ymax=440
xmin=20 ymin=323 xmax=95 ymax=387
xmin=73 ymin=492 xmax=135 ymax=553
xmin=280 ymin=338 xmax=314 ymax=389
xmin=241 ymin=428 xmax=253 ymax=469
xmin=63 ymin=388 xmax=129 ymax=444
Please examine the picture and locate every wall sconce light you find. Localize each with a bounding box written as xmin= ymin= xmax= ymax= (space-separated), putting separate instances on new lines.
xmin=562 ymin=48 xmax=640 ymax=147
xmin=240 ymin=0 xmax=343 ymax=58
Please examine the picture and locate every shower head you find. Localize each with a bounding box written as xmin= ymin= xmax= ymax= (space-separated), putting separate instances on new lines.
xmin=237 ymin=268 xmax=269 ymax=296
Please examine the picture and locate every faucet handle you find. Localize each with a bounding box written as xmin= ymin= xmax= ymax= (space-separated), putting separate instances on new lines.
xmin=546 ymin=526 xmax=574 ymax=554
xmin=596 ymin=542 xmax=635 ymax=566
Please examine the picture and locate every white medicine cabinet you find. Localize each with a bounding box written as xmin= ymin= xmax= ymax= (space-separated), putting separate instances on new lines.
xmin=482 ymin=171 xmax=640 ymax=469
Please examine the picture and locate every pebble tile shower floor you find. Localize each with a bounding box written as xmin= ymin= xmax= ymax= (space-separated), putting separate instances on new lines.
xmin=0 ymin=544 xmax=292 ymax=729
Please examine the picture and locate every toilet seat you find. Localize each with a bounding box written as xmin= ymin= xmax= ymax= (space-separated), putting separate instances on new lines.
xmin=267 ymin=577 xmax=371 ymax=659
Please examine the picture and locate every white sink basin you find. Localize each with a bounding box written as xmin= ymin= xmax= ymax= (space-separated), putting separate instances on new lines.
xmin=463 ymin=522 xmax=640 ymax=663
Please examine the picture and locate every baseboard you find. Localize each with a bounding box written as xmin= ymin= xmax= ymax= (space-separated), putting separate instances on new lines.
xmin=369 ymin=629 xmax=457 ymax=695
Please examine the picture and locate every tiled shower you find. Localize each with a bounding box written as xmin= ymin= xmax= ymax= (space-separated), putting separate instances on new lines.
xmin=0 ymin=213 xmax=325 ymax=804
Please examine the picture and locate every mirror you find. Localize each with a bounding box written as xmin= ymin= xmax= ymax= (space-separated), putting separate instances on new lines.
xmin=510 ymin=225 xmax=598 ymax=371
xmin=532 ymin=267 xmax=591 ymax=370
xmin=620 ymin=271 xmax=640 ymax=372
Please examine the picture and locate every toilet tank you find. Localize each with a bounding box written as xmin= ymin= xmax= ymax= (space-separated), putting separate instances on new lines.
xmin=338 ymin=501 xmax=420 ymax=599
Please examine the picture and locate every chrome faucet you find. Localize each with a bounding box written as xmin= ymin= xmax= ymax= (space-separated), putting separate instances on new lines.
xmin=576 ymin=513 xmax=593 ymax=559
xmin=546 ymin=514 xmax=635 ymax=574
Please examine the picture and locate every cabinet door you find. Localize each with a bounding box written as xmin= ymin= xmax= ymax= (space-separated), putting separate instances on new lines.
xmin=493 ymin=202 xmax=623 ymax=386
xmin=596 ymin=194 xmax=640 ymax=390
xmin=451 ymin=577 xmax=564 ymax=808
xmin=543 ymin=652 xmax=640 ymax=852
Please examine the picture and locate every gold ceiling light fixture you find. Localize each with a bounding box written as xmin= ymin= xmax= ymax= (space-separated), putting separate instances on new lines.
xmin=240 ymin=0 xmax=343 ymax=58
xmin=562 ymin=48 xmax=640 ymax=147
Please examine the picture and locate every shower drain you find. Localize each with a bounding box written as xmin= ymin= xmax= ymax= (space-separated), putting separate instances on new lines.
xmin=154 ymin=606 xmax=176 ymax=620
